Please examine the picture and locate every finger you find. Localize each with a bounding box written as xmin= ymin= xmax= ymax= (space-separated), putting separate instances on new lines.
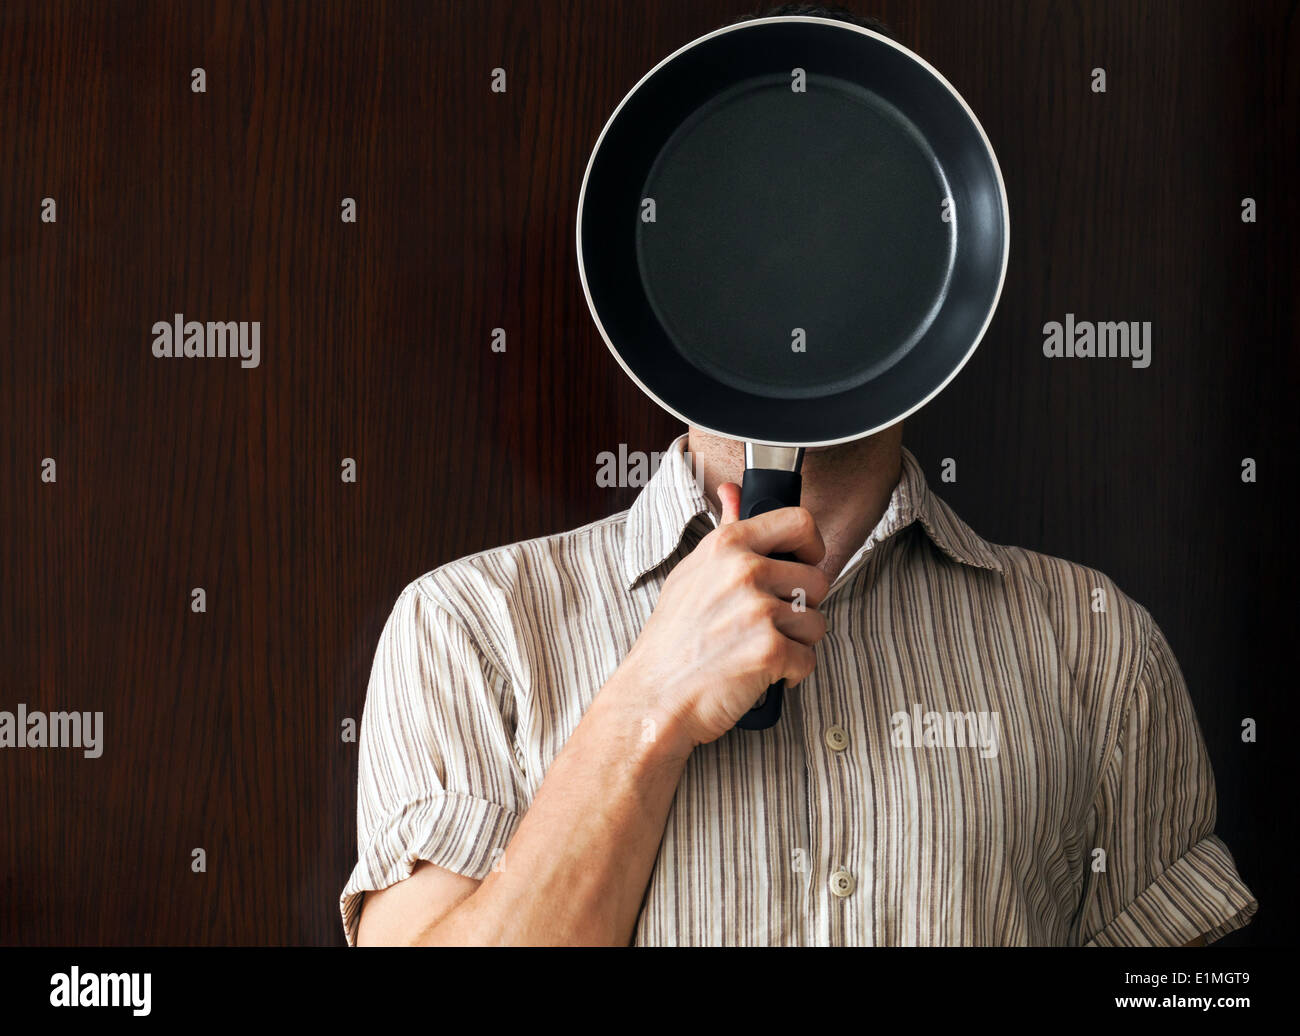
xmin=772 ymin=605 xmax=828 ymax=647
xmin=752 ymin=557 xmax=831 ymax=607
xmin=718 ymin=483 xmax=741 ymax=525
xmin=732 ymin=506 xmax=826 ymax=564
xmin=778 ymin=641 xmax=818 ymax=688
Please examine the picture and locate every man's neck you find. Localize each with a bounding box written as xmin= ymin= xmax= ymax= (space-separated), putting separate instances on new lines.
xmin=686 ymin=425 xmax=904 ymax=584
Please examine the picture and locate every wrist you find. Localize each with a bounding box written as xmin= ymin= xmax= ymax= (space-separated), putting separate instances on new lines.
xmin=594 ymin=667 xmax=698 ymax=766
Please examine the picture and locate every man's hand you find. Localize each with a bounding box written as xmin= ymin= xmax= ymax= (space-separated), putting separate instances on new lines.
xmin=611 ymin=484 xmax=829 ymax=747
xmin=358 ymin=487 xmax=829 ymax=945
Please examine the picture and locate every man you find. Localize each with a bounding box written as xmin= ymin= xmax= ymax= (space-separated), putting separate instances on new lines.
xmin=339 ymin=6 xmax=1257 ymax=947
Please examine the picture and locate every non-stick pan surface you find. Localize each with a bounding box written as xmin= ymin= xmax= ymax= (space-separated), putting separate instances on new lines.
xmin=578 ymin=16 xmax=1009 ymax=446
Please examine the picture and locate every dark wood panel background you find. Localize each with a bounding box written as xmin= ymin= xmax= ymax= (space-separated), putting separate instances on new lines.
xmin=1 ymin=0 xmax=1294 ymax=946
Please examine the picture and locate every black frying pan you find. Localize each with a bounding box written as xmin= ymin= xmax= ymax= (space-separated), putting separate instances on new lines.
xmin=577 ymin=15 xmax=1009 ymax=730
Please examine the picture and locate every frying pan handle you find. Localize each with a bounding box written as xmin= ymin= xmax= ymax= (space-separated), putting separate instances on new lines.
xmin=734 ymin=465 xmax=803 ymax=731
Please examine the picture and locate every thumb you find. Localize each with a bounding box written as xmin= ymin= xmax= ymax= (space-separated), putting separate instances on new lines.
xmin=717 ymin=482 xmax=741 ymax=525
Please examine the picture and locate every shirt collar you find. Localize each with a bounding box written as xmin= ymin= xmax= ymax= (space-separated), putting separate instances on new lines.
xmin=621 ymin=434 xmax=1002 ymax=590
xmin=621 ymin=434 xmax=715 ymax=589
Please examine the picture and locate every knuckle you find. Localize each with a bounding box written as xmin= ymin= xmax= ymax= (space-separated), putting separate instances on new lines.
xmin=792 ymin=506 xmax=816 ymax=538
xmin=716 ymin=525 xmax=745 ymax=554
xmin=797 ymin=646 xmax=817 ymax=681
xmin=805 ymin=569 xmax=830 ymax=602
xmin=735 ymin=554 xmax=764 ymax=587
xmin=757 ymin=633 xmax=786 ymax=671
xmin=746 ymin=592 xmax=776 ymax=624
xmin=810 ymin=611 xmax=828 ymax=640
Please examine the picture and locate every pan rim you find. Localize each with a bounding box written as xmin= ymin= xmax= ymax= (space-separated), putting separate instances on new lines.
xmin=575 ymin=14 xmax=1011 ymax=449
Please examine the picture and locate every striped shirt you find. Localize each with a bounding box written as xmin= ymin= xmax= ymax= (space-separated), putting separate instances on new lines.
xmin=340 ymin=433 xmax=1257 ymax=945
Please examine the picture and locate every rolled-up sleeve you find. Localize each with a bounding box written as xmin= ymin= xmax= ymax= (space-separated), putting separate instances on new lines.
xmin=1080 ymin=616 xmax=1258 ymax=946
xmin=339 ymin=582 xmax=528 ymax=946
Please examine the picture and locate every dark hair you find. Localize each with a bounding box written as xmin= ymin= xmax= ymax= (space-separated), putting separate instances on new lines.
xmin=723 ymin=3 xmax=894 ymax=40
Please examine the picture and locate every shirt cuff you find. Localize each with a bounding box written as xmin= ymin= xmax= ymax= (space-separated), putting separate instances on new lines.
xmin=339 ymin=790 xmax=522 ymax=946
xmin=1085 ymin=834 xmax=1258 ymax=947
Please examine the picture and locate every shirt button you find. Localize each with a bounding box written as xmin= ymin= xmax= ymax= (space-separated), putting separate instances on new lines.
xmin=824 ymin=724 xmax=849 ymax=752
xmin=829 ymin=870 xmax=856 ymax=897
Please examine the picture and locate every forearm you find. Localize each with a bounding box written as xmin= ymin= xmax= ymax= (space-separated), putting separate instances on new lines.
xmin=415 ymin=672 xmax=695 ymax=945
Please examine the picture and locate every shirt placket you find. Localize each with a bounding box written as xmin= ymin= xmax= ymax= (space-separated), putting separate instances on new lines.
xmin=801 ymin=550 xmax=880 ymax=945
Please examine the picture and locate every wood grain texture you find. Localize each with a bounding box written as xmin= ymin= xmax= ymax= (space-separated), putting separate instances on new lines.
xmin=0 ymin=0 xmax=1294 ymax=945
